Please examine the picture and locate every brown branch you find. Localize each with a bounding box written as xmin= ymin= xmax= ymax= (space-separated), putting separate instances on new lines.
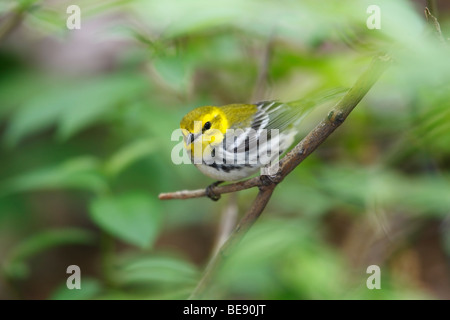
xmin=182 ymin=53 xmax=391 ymax=299
xmin=158 ymin=177 xmax=260 ymax=200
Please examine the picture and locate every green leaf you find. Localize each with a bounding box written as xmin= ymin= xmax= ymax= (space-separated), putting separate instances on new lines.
xmin=56 ymin=75 xmax=148 ymax=141
xmin=28 ymin=8 xmax=66 ymax=33
xmin=0 ymin=72 xmax=54 ymax=121
xmin=153 ymin=55 xmax=191 ymax=92
xmin=116 ymin=254 xmax=199 ymax=286
xmin=3 ymin=80 xmax=73 ymax=147
xmin=4 ymin=229 xmax=95 ymax=280
xmin=104 ymin=138 xmax=158 ymax=177
xmin=4 ymin=74 xmax=148 ymax=146
xmin=51 ymin=278 xmax=102 ymax=300
xmin=89 ymin=192 xmax=162 ymax=248
xmin=0 ymin=157 xmax=107 ymax=197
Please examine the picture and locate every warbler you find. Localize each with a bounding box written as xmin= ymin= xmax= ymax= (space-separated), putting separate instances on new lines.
xmin=180 ymin=89 xmax=345 ymax=199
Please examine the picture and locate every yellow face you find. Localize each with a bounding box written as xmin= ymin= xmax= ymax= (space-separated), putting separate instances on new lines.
xmin=180 ymin=106 xmax=228 ymax=157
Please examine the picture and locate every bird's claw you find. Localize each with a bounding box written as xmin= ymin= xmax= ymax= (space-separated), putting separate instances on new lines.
xmin=260 ymin=175 xmax=277 ymax=186
xmin=205 ymin=181 xmax=223 ymax=201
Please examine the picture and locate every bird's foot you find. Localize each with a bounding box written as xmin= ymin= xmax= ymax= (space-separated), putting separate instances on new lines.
xmin=260 ymin=174 xmax=277 ymax=186
xmin=206 ymin=181 xmax=223 ymax=201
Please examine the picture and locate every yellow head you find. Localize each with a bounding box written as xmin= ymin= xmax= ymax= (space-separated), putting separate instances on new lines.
xmin=180 ymin=106 xmax=228 ymax=156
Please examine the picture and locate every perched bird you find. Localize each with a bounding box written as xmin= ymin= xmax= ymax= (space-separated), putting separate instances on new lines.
xmin=180 ymin=90 xmax=345 ymax=200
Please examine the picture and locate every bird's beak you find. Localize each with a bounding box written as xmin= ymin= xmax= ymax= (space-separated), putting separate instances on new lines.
xmin=182 ymin=129 xmax=200 ymax=146
xmin=185 ymin=133 xmax=194 ymax=145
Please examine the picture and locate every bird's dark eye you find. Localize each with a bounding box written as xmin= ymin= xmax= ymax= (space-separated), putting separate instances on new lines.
xmin=203 ymin=121 xmax=211 ymax=131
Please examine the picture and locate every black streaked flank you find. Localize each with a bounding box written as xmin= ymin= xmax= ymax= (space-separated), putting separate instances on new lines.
xmin=208 ymin=162 xmax=249 ymax=173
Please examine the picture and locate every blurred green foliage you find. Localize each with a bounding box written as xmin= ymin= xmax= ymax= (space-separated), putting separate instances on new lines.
xmin=0 ymin=0 xmax=449 ymax=299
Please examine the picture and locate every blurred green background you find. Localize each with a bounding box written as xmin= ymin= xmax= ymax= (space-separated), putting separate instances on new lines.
xmin=0 ymin=0 xmax=449 ymax=299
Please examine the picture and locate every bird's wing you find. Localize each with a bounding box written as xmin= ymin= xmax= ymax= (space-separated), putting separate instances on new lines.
xmin=218 ymin=88 xmax=348 ymax=164
xmin=253 ymin=100 xmax=298 ymax=133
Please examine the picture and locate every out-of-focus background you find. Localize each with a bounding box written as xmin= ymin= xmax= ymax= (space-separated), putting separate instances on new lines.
xmin=0 ymin=0 xmax=449 ymax=299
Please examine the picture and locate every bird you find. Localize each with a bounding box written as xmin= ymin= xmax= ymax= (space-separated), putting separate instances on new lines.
xmin=180 ymin=89 xmax=346 ymax=200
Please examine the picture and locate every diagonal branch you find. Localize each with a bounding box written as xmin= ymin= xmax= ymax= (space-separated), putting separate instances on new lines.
xmin=176 ymin=53 xmax=391 ymax=299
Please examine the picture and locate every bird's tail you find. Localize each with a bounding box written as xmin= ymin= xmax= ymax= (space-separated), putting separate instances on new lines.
xmin=288 ymin=87 xmax=349 ymax=122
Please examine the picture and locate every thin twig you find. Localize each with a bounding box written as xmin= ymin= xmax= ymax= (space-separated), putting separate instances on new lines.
xmin=158 ymin=177 xmax=260 ymax=200
xmin=181 ymin=54 xmax=391 ymax=299
xmin=211 ymin=193 xmax=238 ymax=257
xmin=424 ymin=7 xmax=446 ymax=45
